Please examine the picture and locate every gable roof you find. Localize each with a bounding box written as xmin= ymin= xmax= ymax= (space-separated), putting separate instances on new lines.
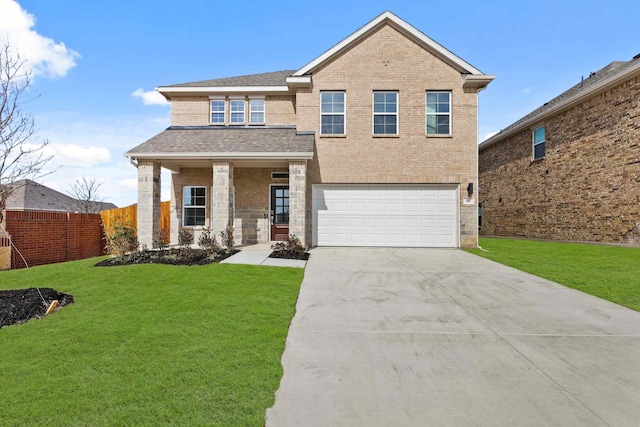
xmin=480 ymin=55 xmax=640 ymax=151
xmin=5 ymin=179 xmax=117 ymax=212
xmin=164 ymin=70 xmax=296 ymax=88
xmin=292 ymin=11 xmax=489 ymax=78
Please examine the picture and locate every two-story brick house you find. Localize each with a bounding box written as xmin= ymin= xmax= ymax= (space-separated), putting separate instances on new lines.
xmin=479 ymin=55 xmax=640 ymax=244
xmin=125 ymin=11 xmax=494 ymax=248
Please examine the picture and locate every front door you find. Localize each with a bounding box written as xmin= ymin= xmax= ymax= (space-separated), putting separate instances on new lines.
xmin=270 ymin=185 xmax=289 ymax=241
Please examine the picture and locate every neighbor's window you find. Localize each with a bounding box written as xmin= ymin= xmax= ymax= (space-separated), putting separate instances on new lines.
xmin=533 ymin=125 xmax=546 ymax=159
xmin=230 ymin=99 xmax=245 ymax=124
xmin=249 ymin=99 xmax=265 ymax=124
xmin=320 ymin=91 xmax=345 ymax=135
xmin=183 ymin=186 xmax=206 ymax=226
xmin=426 ymin=91 xmax=451 ymax=135
xmin=373 ymin=91 xmax=398 ymax=135
xmin=210 ymin=100 xmax=225 ymax=124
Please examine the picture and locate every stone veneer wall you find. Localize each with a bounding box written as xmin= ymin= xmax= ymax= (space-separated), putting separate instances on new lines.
xmin=479 ymin=73 xmax=640 ymax=244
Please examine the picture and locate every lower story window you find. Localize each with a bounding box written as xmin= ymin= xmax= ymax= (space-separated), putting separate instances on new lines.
xmin=183 ymin=186 xmax=206 ymax=226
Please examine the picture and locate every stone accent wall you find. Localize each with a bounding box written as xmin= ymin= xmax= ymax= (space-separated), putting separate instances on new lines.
xmin=137 ymin=161 xmax=161 ymax=248
xmin=295 ymin=24 xmax=479 ymax=247
xmin=289 ymin=160 xmax=307 ymax=246
xmin=479 ymin=73 xmax=640 ymax=244
xmin=211 ymin=161 xmax=233 ymax=235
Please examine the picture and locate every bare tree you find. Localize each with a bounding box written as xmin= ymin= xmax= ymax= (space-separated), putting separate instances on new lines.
xmin=0 ymin=41 xmax=52 ymax=223
xmin=67 ymin=177 xmax=104 ymax=213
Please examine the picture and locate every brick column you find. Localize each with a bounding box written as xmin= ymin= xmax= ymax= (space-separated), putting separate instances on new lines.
xmin=169 ymin=171 xmax=180 ymax=245
xmin=137 ymin=160 xmax=161 ymax=249
xmin=212 ymin=161 xmax=233 ymax=234
xmin=289 ymin=160 xmax=307 ymax=247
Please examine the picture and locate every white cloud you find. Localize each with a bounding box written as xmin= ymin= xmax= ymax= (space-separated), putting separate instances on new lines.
xmin=482 ymin=131 xmax=499 ymax=142
xmin=0 ymin=0 xmax=80 ymax=78
xmin=132 ymin=88 xmax=169 ymax=106
xmin=522 ymin=86 xmax=533 ymax=94
xmin=43 ymin=143 xmax=111 ymax=168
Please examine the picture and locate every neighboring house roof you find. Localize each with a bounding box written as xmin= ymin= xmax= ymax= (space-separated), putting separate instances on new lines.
xmin=166 ymin=70 xmax=296 ymax=88
xmin=4 ymin=179 xmax=117 ymax=213
xmin=480 ymin=54 xmax=640 ymax=151
xmin=125 ymin=127 xmax=315 ymax=164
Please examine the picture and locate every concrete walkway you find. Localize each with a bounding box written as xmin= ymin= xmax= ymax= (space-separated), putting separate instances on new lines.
xmin=266 ymin=247 xmax=640 ymax=426
xmin=220 ymin=244 xmax=306 ymax=268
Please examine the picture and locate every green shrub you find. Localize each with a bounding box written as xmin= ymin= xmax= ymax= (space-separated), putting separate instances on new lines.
xmin=104 ymin=217 xmax=138 ymax=258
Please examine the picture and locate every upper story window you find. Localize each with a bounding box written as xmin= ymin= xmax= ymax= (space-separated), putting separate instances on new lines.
xmin=373 ymin=91 xmax=398 ymax=135
xmin=249 ymin=99 xmax=265 ymax=124
xmin=210 ymin=99 xmax=225 ymax=124
xmin=230 ymin=99 xmax=245 ymax=124
xmin=533 ymin=125 xmax=546 ymax=159
xmin=183 ymin=186 xmax=206 ymax=226
xmin=320 ymin=91 xmax=345 ymax=135
xmin=426 ymin=91 xmax=451 ymax=135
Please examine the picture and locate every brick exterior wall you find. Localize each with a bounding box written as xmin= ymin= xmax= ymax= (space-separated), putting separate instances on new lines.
xmin=295 ymin=24 xmax=479 ymax=247
xmin=171 ymin=95 xmax=296 ymax=126
xmin=4 ymin=210 xmax=105 ymax=269
xmin=479 ymin=74 xmax=640 ymax=244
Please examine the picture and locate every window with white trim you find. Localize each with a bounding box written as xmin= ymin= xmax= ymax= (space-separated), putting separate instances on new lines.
xmin=230 ymin=99 xmax=245 ymax=124
xmin=426 ymin=91 xmax=451 ymax=135
xmin=533 ymin=125 xmax=545 ymax=159
xmin=320 ymin=91 xmax=345 ymax=135
xmin=373 ymin=91 xmax=398 ymax=135
xmin=249 ymin=99 xmax=265 ymax=124
xmin=210 ymin=100 xmax=225 ymax=124
xmin=183 ymin=186 xmax=206 ymax=226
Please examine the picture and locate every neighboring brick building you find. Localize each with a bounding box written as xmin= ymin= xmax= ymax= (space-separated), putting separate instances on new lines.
xmin=479 ymin=55 xmax=640 ymax=244
xmin=126 ymin=11 xmax=494 ymax=248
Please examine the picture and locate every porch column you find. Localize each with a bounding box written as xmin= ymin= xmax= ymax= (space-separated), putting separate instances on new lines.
xmin=137 ymin=160 xmax=161 ymax=249
xmin=289 ymin=160 xmax=307 ymax=247
xmin=212 ymin=161 xmax=233 ymax=235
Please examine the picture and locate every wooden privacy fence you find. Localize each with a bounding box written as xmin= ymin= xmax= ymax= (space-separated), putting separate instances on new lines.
xmin=100 ymin=202 xmax=170 ymax=236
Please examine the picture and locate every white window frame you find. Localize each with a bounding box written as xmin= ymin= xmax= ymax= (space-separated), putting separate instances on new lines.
xmin=229 ymin=98 xmax=245 ymax=125
xmin=210 ymin=97 xmax=225 ymax=125
xmin=426 ymin=91 xmax=452 ymax=135
xmin=183 ymin=186 xmax=207 ymax=227
xmin=320 ymin=91 xmax=346 ymax=135
xmin=372 ymin=91 xmax=398 ymax=135
xmin=249 ymin=97 xmax=265 ymax=124
xmin=533 ymin=125 xmax=546 ymax=160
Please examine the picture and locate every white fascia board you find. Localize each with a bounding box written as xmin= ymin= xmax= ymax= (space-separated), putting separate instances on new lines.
xmin=293 ymin=11 xmax=485 ymax=77
xmin=479 ymin=60 xmax=640 ymax=151
xmin=126 ymin=152 xmax=314 ymax=160
xmin=157 ymin=86 xmax=290 ymax=94
xmin=463 ymin=74 xmax=496 ymax=90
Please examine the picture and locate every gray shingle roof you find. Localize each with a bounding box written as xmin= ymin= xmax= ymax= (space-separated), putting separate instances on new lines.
xmin=126 ymin=126 xmax=315 ymax=156
xmin=481 ymin=56 xmax=640 ymax=149
xmin=5 ymin=179 xmax=117 ymax=212
xmin=165 ymin=70 xmax=296 ymax=88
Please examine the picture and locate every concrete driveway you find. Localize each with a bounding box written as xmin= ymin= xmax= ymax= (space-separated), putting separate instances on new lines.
xmin=266 ymin=248 xmax=640 ymax=427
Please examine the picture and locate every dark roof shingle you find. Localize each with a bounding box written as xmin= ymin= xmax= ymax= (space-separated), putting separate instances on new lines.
xmin=126 ymin=126 xmax=314 ymax=156
xmin=5 ymin=179 xmax=117 ymax=212
xmin=164 ymin=70 xmax=296 ymax=88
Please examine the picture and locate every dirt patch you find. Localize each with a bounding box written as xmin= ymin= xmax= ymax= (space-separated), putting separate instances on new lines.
xmin=269 ymin=251 xmax=310 ymax=260
xmin=0 ymin=288 xmax=74 ymax=329
xmin=94 ymin=248 xmax=239 ymax=267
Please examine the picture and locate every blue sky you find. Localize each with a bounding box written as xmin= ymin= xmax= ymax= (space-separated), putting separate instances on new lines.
xmin=2 ymin=0 xmax=638 ymax=207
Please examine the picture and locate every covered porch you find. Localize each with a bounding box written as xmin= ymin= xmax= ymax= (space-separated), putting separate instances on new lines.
xmin=125 ymin=126 xmax=314 ymax=248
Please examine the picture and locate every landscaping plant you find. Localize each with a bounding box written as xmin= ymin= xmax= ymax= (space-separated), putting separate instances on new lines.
xmin=104 ymin=216 xmax=138 ymax=258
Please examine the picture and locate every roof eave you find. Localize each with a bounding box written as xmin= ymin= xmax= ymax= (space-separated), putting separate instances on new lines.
xmin=462 ymin=74 xmax=496 ymax=91
xmin=156 ymin=85 xmax=292 ymax=99
xmin=479 ymin=60 xmax=640 ymax=151
xmin=125 ymin=152 xmax=314 ymax=161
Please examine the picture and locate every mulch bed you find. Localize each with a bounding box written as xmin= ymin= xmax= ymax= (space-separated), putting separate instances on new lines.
xmin=94 ymin=249 xmax=239 ymax=267
xmin=0 ymin=288 xmax=74 ymax=329
xmin=269 ymin=251 xmax=311 ymax=260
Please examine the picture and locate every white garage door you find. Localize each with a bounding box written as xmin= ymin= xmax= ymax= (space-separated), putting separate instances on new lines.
xmin=313 ymin=185 xmax=459 ymax=248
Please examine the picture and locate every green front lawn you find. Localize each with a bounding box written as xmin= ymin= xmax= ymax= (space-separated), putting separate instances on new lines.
xmin=0 ymin=258 xmax=303 ymax=426
xmin=467 ymin=238 xmax=640 ymax=311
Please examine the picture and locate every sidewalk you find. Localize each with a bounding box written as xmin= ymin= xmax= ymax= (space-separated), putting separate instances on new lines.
xmin=220 ymin=243 xmax=307 ymax=268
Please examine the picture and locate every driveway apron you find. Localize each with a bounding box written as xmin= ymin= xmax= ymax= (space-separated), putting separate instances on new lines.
xmin=266 ymin=247 xmax=640 ymax=427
